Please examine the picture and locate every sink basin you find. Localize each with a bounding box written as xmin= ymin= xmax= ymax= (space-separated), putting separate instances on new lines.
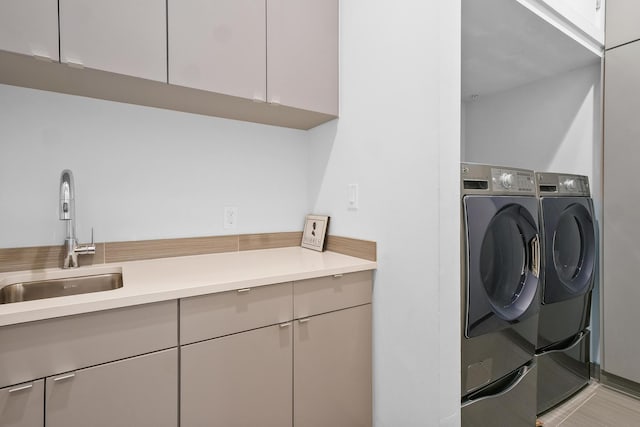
xmin=0 ymin=273 xmax=123 ymax=304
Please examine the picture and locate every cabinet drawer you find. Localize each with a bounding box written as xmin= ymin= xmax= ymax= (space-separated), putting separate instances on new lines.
xmin=294 ymin=271 xmax=372 ymax=318
xmin=46 ymin=348 xmax=177 ymax=427
xmin=180 ymin=282 xmax=293 ymax=344
xmin=0 ymin=300 xmax=177 ymax=388
xmin=0 ymin=379 xmax=44 ymax=427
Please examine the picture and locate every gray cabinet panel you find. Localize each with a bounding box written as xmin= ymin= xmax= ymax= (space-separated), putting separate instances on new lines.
xmin=606 ymin=0 xmax=640 ymax=48
xmin=168 ymin=0 xmax=267 ymax=101
xmin=0 ymin=300 xmax=177 ymax=388
xmin=294 ymin=304 xmax=372 ymax=427
xmin=180 ymin=282 xmax=293 ymax=344
xmin=181 ymin=324 xmax=292 ymax=427
xmin=267 ymin=0 xmax=338 ymax=115
xmin=603 ymin=41 xmax=640 ymax=383
xmin=59 ymin=0 xmax=167 ymax=81
xmin=0 ymin=380 xmax=44 ymax=427
xmin=0 ymin=0 xmax=58 ymax=60
xmin=294 ymin=271 xmax=372 ymax=319
xmin=46 ymin=348 xmax=178 ymax=427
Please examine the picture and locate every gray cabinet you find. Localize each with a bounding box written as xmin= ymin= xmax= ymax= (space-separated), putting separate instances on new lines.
xmin=0 ymin=0 xmax=58 ymax=60
xmin=0 ymin=380 xmax=44 ymax=427
xmin=168 ymin=0 xmax=267 ymax=101
xmin=603 ymin=40 xmax=640 ymax=384
xmin=167 ymin=0 xmax=338 ymax=115
xmin=294 ymin=304 xmax=372 ymax=427
xmin=267 ymin=0 xmax=339 ymax=115
xmin=606 ymin=0 xmax=640 ymax=48
xmin=46 ymin=348 xmax=178 ymax=427
xmin=59 ymin=0 xmax=167 ymax=81
xmin=181 ymin=324 xmax=293 ymax=427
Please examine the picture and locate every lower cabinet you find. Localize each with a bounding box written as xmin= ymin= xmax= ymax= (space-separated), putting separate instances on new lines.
xmin=181 ymin=324 xmax=293 ymax=427
xmin=0 ymin=379 xmax=44 ymax=427
xmin=45 ymin=348 xmax=178 ymax=427
xmin=294 ymin=304 xmax=372 ymax=427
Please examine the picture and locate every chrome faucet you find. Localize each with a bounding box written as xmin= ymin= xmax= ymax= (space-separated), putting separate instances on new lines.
xmin=59 ymin=169 xmax=95 ymax=268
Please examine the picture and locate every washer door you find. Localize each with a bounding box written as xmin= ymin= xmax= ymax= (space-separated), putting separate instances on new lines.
xmin=464 ymin=196 xmax=540 ymax=338
xmin=540 ymin=197 xmax=596 ymax=304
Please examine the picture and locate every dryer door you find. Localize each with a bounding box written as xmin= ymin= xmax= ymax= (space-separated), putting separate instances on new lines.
xmin=464 ymin=196 xmax=540 ymax=339
xmin=541 ymin=197 xmax=596 ymax=304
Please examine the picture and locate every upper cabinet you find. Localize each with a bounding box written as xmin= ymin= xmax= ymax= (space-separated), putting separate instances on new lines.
xmin=0 ymin=0 xmax=338 ymax=129
xmin=169 ymin=0 xmax=267 ymax=101
xmin=605 ymin=0 xmax=640 ymax=48
xmin=267 ymin=0 xmax=339 ymax=116
xmin=59 ymin=0 xmax=167 ymax=81
xmin=534 ymin=0 xmax=605 ymax=46
xmin=169 ymin=0 xmax=338 ymax=116
xmin=0 ymin=0 xmax=59 ymax=61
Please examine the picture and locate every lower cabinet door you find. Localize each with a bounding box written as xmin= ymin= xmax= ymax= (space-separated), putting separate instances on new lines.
xmin=45 ymin=348 xmax=178 ymax=427
xmin=0 ymin=379 xmax=44 ymax=427
xmin=294 ymin=304 xmax=372 ymax=427
xmin=181 ymin=323 xmax=293 ymax=427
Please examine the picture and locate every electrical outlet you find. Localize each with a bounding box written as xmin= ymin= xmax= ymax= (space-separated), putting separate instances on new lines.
xmin=224 ymin=207 xmax=238 ymax=229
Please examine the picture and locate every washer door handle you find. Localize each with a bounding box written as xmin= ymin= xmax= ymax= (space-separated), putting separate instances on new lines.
xmin=530 ymin=235 xmax=540 ymax=278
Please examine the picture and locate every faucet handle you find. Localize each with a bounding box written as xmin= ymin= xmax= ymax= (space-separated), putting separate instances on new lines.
xmin=75 ymin=227 xmax=96 ymax=256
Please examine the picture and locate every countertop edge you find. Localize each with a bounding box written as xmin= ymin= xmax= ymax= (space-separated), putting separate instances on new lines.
xmin=0 ymin=248 xmax=377 ymax=327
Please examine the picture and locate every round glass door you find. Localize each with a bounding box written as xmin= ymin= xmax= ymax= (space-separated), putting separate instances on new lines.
xmin=552 ymin=204 xmax=595 ymax=294
xmin=480 ymin=204 xmax=538 ymax=321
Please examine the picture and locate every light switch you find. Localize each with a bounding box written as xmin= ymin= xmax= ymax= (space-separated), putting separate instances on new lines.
xmin=347 ymin=184 xmax=359 ymax=210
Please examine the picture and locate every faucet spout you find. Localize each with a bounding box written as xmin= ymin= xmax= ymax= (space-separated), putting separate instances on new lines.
xmin=59 ymin=169 xmax=95 ymax=268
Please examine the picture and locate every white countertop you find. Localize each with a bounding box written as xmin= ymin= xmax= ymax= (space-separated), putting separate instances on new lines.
xmin=0 ymin=247 xmax=377 ymax=327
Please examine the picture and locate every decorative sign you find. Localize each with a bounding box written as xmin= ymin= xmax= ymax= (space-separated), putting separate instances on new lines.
xmin=301 ymin=214 xmax=330 ymax=251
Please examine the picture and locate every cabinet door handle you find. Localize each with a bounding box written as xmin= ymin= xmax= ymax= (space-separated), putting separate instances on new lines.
xmin=32 ymin=54 xmax=52 ymax=62
xmin=298 ymin=318 xmax=310 ymax=324
xmin=333 ymin=274 xmax=343 ymax=278
xmin=66 ymin=61 xmax=84 ymax=69
xmin=279 ymin=322 xmax=292 ymax=328
xmin=8 ymin=383 xmax=33 ymax=393
xmin=53 ymin=373 xmax=76 ymax=382
xmin=237 ymin=288 xmax=251 ymax=293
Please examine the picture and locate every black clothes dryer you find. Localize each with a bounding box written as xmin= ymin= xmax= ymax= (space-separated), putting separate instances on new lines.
xmin=461 ymin=164 xmax=540 ymax=427
xmin=535 ymin=172 xmax=596 ymax=415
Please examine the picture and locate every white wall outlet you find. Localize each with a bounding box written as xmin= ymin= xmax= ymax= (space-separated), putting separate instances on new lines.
xmin=224 ymin=206 xmax=238 ymax=229
xmin=347 ymin=184 xmax=359 ymax=210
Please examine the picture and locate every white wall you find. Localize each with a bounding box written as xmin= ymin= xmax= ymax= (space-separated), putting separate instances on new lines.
xmin=462 ymin=62 xmax=603 ymax=362
xmin=308 ymin=0 xmax=461 ymax=425
xmin=0 ymin=84 xmax=309 ymax=248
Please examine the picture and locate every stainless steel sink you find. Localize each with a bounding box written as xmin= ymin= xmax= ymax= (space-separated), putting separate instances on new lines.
xmin=0 ymin=273 xmax=123 ymax=304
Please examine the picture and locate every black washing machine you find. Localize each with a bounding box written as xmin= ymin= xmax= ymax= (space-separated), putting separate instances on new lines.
xmin=535 ymin=172 xmax=596 ymax=414
xmin=460 ymin=163 xmax=540 ymax=427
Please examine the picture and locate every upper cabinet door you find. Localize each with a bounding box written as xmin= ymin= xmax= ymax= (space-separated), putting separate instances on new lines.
xmin=606 ymin=0 xmax=640 ymax=48
xmin=169 ymin=0 xmax=267 ymax=101
xmin=0 ymin=0 xmax=59 ymax=60
xmin=59 ymin=0 xmax=167 ymax=82
xmin=267 ymin=0 xmax=339 ymax=115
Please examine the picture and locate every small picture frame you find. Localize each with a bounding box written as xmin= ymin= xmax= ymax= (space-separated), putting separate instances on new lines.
xmin=301 ymin=214 xmax=330 ymax=251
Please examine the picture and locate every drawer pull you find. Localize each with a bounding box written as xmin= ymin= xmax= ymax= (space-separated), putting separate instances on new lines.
xmin=299 ymin=318 xmax=310 ymax=324
xmin=237 ymin=288 xmax=251 ymax=293
xmin=53 ymin=373 xmax=76 ymax=382
xmin=279 ymin=322 xmax=292 ymax=328
xmin=8 ymin=384 xmax=33 ymax=393
xmin=333 ymin=274 xmax=343 ymax=278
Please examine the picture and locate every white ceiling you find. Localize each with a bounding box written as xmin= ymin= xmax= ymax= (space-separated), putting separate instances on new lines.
xmin=462 ymin=0 xmax=601 ymax=99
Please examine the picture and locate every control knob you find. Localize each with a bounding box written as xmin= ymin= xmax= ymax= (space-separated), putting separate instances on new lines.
xmin=500 ymin=173 xmax=514 ymax=189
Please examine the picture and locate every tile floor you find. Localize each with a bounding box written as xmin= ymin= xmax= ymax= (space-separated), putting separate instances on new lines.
xmin=539 ymin=382 xmax=640 ymax=426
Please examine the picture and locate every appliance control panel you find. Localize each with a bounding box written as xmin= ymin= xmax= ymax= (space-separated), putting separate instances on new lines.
xmin=536 ymin=173 xmax=590 ymax=197
xmin=491 ymin=168 xmax=536 ymax=193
